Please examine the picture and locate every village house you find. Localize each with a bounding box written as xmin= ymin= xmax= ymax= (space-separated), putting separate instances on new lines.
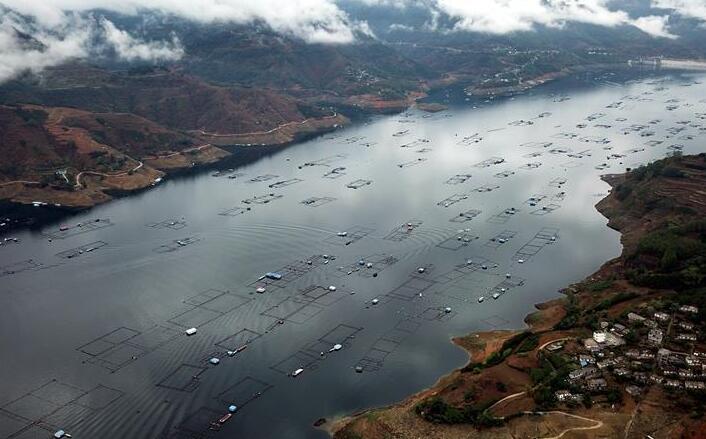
xmin=685 ymin=381 xmax=706 ymax=391
xmin=643 ymin=319 xmax=658 ymax=329
xmin=614 ymin=367 xmax=631 ymax=377
xmin=593 ymin=330 xmax=625 ymax=347
xmin=546 ymin=341 xmax=564 ymax=352
xmin=662 ymin=367 xmax=679 ymax=378
xmin=679 ymin=369 xmax=698 ymax=380
xmin=627 ymin=312 xmax=645 ymax=323
xmin=677 ymin=333 xmax=697 ymax=342
xmin=626 ymin=349 xmax=655 ymax=360
xmin=679 ymin=321 xmax=695 ymax=331
xmin=633 ymin=372 xmax=650 ymax=384
xmin=625 ymin=385 xmax=642 ymax=396
xmin=578 ymin=354 xmax=595 ymax=367
xmin=686 ymin=356 xmax=703 ymax=368
xmin=554 ymin=390 xmax=581 ymax=402
xmin=586 ymin=378 xmax=607 ymax=392
xmin=664 ymin=379 xmax=682 ymax=389
xmin=583 ymin=338 xmax=601 ymax=352
xmin=611 ymin=323 xmax=629 ymax=336
xmin=653 ymin=312 xmax=670 ymax=323
xmin=596 ymin=358 xmax=616 ymax=369
xmin=648 ymin=328 xmax=664 ymax=346
xmin=649 ymin=374 xmax=664 ymax=384
xmin=569 ymin=366 xmax=599 ymax=381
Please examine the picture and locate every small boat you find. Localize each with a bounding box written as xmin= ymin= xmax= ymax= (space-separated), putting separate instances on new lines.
xmin=492 ymin=293 xmax=500 ymax=300
xmin=265 ymin=272 xmax=283 ymax=280
xmin=256 ymin=286 xmax=266 ymax=294
xmin=478 ymin=296 xmax=485 ymax=303
xmin=292 ymin=368 xmax=304 ymax=377
xmin=328 ymin=285 xmax=337 ymax=292
xmin=209 ymin=357 xmax=220 ymax=365
xmin=330 ymin=344 xmax=343 ymax=352
xmin=371 ymin=298 xmax=379 ymax=305
xmin=444 ymin=307 xmax=452 ymax=313
xmin=228 ymin=405 xmax=238 ymax=413
xmin=235 ymin=345 xmax=248 ymax=353
xmin=218 ymin=413 xmax=232 ymax=424
xmin=185 ymin=327 xmax=198 ymax=336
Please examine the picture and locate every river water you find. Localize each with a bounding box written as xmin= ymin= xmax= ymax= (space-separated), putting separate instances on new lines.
xmin=1 ymin=70 xmax=705 ymax=439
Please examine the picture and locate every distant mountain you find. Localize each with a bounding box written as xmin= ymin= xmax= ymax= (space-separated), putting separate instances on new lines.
xmin=2 ymin=3 xmax=706 ymax=209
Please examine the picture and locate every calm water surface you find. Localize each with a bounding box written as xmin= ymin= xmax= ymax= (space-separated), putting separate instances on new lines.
xmin=1 ymin=71 xmax=705 ymax=439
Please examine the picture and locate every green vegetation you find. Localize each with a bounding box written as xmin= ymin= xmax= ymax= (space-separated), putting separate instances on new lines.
xmin=463 ymin=331 xmax=537 ymax=370
xmin=589 ymin=291 xmax=639 ymax=312
xmin=516 ymin=333 xmax=540 ymax=353
xmin=628 ymin=220 xmax=706 ymax=290
xmin=529 ymin=353 xmax=574 ymax=409
xmin=15 ymin=107 xmax=47 ymax=126
xmin=415 ymin=398 xmax=504 ymax=428
xmin=555 ymin=292 xmax=579 ymax=330
xmin=586 ymin=279 xmax=614 ymax=292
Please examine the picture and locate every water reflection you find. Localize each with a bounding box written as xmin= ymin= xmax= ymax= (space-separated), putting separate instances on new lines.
xmin=1 ymin=71 xmax=705 ymax=439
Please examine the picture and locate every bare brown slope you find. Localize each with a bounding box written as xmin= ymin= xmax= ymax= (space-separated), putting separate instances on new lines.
xmin=0 ymin=104 xmax=221 ymax=207
xmin=0 ymin=66 xmax=330 ymax=135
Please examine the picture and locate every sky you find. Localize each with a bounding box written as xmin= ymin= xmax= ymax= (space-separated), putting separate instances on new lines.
xmin=0 ymin=0 xmax=704 ymax=83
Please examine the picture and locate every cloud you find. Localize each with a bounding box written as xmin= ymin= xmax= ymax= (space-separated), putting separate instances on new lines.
xmin=352 ymin=0 xmax=678 ymax=38
xmin=0 ymin=0 xmax=366 ymax=44
xmin=0 ymin=0 xmax=693 ymax=84
xmin=100 ymin=18 xmax=183 ymax=61
xmin=0 ymin=12 xmax=91 ymax=83
xmin=652 ymin=0 xmax=706 ymax=22
xmin=0 ymin=10 xmax=186 ymax=83
xmin=431 ymin=0 xmax=675 ymax=36
xmin=389 ymin=23 xmax=414 ymax=31
xmin=0 ymin=0 xmax=369 ymax=82
xmin=632 ymin=15 xmax=677 ymax=39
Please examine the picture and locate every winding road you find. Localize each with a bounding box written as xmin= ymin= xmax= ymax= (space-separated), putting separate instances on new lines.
xmin=74 ymin=160 xmax=144 ymax=188
xmin=486 ymin=336 xmax=577 ymax=412
xmin=533 ymin=410 xmax=604 ymax=439
xmin=192 ymin=113 xmax=339 ymax=137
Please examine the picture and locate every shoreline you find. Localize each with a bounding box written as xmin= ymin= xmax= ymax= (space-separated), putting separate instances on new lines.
xmin=324 ymin=173 xmax=618 ymax=436
xmin=0 ymin=62 xmax=684 ymax=235
xmin=0 ymin=67 xmax=595 ymax=233
xmin=0 ymin=115 xmax=348 ymax=234
xmin=3 ymin=61 xmax=705 ymax=235
xmin=329 ymin=154 xmax=706 ymax=438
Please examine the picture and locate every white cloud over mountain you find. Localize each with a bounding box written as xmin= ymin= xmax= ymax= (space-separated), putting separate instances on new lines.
xmin=0 ymin=0 xmax=704 ymax=83
xmin=653 ymin=0 xmax=706 ymax=21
